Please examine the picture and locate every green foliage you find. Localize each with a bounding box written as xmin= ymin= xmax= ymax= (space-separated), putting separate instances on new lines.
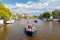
xmin=32 ymin=15 xmax=37 ymax=18
xmin=0 ymin=2 xmax=11 ymax=19
xmin=52 ymin=10 xmax=57 ymax=18
xmin=12 ymin=13 xmax=21 ymax=19
xmin=16 ymin=14 xmax=21 ymax=18
xmin=0 ymin=2 xmax=12 ymax=24
xmin=42 ymin=12 xmax=50 ymax=18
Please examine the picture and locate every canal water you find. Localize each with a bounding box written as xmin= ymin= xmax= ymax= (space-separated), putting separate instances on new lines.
xmin=0 ymin=18 xmax=60 ymax=40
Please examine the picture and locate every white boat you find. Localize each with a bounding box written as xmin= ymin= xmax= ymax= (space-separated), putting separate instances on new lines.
xmin=0 ymin=19 xmax=4 ymax=24
xmin=6 ymin=19 xmax=15 ymax=24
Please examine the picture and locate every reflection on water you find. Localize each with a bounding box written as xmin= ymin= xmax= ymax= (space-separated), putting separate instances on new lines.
xmin=26 ymin=36 xmax=37 ymax=40
xmin=0 ymin=25 xmax=9 ymax=40
xmin=0 ymin=19 xmax=60 ymax=40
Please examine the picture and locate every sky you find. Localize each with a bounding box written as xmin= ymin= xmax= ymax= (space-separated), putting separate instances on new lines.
xmin=0 ymin=0 xmax=60 ymax=15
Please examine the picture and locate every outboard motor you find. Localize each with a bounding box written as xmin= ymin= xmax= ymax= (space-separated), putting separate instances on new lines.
xmin=34 ymin=20 xmax=38 ymax=23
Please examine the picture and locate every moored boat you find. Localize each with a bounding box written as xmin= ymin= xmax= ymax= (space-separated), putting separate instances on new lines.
xmin=6 ymin=19 xmax=14 ymax=24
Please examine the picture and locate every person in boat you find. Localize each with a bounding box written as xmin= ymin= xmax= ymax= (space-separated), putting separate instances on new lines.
xmin=28 ymin=24 xmax=36 ymax=31
xmin=28 ymin=24 xmax=32 ymax=29
xmin=25 ymin=24 xmax=32 ymax=31
xmin=25 ymin=24 xmax=32 ymax=28
xmin=25 ymin=24 xmax=36 ymax=31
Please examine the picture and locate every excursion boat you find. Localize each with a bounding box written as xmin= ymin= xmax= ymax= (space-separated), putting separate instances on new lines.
xmin=6 ymin=19 xmax=14 ymax=24
xmin=25 ymin=24 xmax=36 ymax=36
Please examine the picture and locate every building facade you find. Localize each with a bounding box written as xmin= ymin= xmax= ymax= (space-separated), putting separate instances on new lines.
xmin=56 ymin=10 xmax=60 ymax=19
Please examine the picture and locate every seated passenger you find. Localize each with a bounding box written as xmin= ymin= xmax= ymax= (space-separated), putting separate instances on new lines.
xmin=28 ymin=24 xmax=32 ymax=29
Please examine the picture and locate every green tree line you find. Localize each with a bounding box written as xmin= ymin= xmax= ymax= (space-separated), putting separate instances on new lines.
xmin=39 ymin=10 xmax=57 ymax=19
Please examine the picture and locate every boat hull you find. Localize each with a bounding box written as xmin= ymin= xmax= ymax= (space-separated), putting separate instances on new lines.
xmin=25 ymin=29 xmax=36 ymax=36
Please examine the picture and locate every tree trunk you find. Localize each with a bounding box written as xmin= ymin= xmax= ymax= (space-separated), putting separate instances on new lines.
xmin=4 ymin=19 xmax=7 ymax=25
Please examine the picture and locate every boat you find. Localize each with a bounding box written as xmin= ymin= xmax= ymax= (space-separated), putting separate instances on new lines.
xmin=6 ymin=19 xmax=15 ymax=24
xmin=34 ymin=20 xmax=38 ymax=23
xmin=25 ymin=24 xmax=36 ymax=36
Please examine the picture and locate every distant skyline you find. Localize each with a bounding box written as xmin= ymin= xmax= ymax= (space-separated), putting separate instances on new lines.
xmin=0 ymin=0 xmax=60 ymax=15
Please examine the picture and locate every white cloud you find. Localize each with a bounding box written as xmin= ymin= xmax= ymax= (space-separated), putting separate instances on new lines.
xmin=4 ymin=0 xmax=60 ymax=15
xmin=48 ymin=6 xmax=60 ymax=9
xmin=51 ymin=0 xmax=55 ymax=1
xmin=5 ymin=4 xmax=16 ymax=8
xmin=16 ymin=3 xmax=30 ymax=8
xmin=43 ymin=2 xmax=49 ymax=6
xmin=27 ymin=1 xmax=34 ymax=4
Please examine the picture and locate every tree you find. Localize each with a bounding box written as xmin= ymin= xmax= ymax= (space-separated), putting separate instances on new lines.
xmin=52 ymin=10 xmax=57 ymax=18
xmin=0 ymin=2 xmax=12 ymax=24
xmin=16 ymin=14 xmax=21 ymax=18
xmin=12 ymin=13 xmax=21 ymax=19
xmin=42 ymin=12 xmax=50 ymax=19
xmin=32 ymin=15 xmax=38 ymax=18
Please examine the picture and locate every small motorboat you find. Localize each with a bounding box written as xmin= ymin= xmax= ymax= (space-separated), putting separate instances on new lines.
xmin=34 ymin=20 xmax=38 ymax=23
xmin=25 ymin=24 xmax=36 ymax=36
